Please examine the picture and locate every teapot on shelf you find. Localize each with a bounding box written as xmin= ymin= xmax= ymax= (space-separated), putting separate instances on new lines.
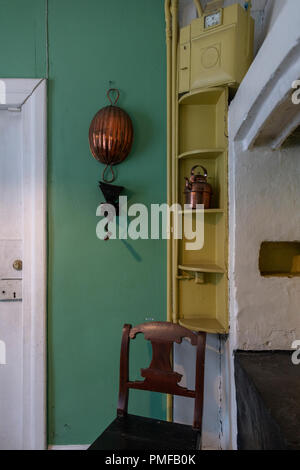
xmin=184 ymin=165 xmax=213 ymax=210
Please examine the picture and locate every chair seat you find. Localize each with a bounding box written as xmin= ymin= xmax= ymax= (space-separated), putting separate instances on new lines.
xmin=88 ymin=414 xmax=200 ymax=450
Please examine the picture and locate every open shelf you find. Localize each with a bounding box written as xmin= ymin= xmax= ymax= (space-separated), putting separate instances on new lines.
xmin=179 ymin=213 xmax=227 ymax=269
xmin=178 ymin=272 xmax=228 ymax=333
xmin=178 ymin=87 xmax=227 ymax=155
xmin=259 ymin=242 xmax=300 ymax=278
xmin=178 ymin=87 xmax=225 ymax=106
xmin=179 ymin=318 xmax=227 ymax=334
xmin=171 ymin=86 xmax=229 ymax=335
xmin=179 ymin=263 xmax=225 ymax=274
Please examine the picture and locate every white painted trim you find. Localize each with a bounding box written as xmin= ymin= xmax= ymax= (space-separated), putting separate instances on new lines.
xmin=0 ymin=78 xmax=47 ymax=449
xmin=21 ymin=79 xmax=47 ymax=450
xmin=48 ymin=445 xmax=90 ymax=451
xmin=0 ymin=79 xmax=42 ymax=109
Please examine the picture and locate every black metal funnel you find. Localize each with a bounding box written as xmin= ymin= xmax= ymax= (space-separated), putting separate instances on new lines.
xmin=99 ymin=182 xmax=124 ymax=215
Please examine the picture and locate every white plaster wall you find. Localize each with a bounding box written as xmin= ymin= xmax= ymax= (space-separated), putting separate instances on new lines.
xmin=226 ymin=0 xmax=300 ymax=449
xmin=179 ymin=0 xmax=198 ymax=28
xmin=228 ymin=0 xmax=300 ymax=351
xmin=230 ymin=142 xmax=300 ymax=350
xmin=262 ymin=0 xmax=287 ymax=39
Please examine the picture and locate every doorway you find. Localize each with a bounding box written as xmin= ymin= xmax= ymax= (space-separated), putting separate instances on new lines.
xmin=0 ymin=79 xmax=47 ymax=450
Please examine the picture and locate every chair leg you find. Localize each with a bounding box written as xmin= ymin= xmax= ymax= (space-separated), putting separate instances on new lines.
xmin=196 ymin=433 xmax=202 ymax=450
xmin=117 ymin=386 xmax=129 ymax=417
xmin=117 ymin=324 xmax=131 ymax=416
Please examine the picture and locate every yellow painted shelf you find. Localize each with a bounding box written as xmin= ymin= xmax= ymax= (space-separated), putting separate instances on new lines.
xmin=177 ymin=149 xmax=225 ymax=160
xmin=179 ymin=263 xmax=225 ymax=274
xmin=172 ymin=84 xmax=229 ymax=335
xmin=178 ymin=208 xmax=224 ymax=215
xmin=179 ymin=318 xmax=227 ymax=334
xmin=178 ymin=87 xmax=225 ymax=106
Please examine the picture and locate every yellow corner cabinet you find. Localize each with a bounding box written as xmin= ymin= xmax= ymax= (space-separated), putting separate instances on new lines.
xmin=179 ymin=3 xmax=254 ymax=93
xmin=167 ymin=1 xmax=254 ymax=334
xmin=172 ymin=86 xmax=229 ymax=334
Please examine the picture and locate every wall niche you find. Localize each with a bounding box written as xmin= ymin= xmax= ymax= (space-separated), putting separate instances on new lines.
xmin=259 ymin=242 xmax=300 ymax=278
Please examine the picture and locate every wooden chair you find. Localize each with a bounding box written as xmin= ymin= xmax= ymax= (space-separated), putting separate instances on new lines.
xmin=89 ymin=321 xmax=206 ymax=450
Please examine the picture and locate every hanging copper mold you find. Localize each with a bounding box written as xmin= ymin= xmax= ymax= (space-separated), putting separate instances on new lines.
xmin=89 ymin=88 xmax=134 ymax=183
xmin=89 ymin=88 xmax=133 ymax=241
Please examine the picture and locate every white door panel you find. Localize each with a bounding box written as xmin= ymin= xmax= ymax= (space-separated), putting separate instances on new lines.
xmin=0 ymin=302 xmax=23 ymax=450
xmin=0 ymin=111 xmax=22 ymax=240
xmin=0 ymin=109 xmax=23 ymax=450
xmin=0 ymin=78 xmax=46 ymax=450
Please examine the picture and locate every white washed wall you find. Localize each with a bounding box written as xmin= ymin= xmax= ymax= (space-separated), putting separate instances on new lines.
xmin=227 ymin=0 xmax=300 ymax=448
xmin=230 ymin=143 xmax=300 ymax=350
xmin=229 ymin=0 xmax=300 ymax=350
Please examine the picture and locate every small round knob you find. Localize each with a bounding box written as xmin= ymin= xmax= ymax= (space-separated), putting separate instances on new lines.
xmin=13 ymin=260 xmax=22 ymax=271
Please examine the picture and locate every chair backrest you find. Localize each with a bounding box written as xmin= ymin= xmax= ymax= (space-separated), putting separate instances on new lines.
xmin=117 ymin=321 xmax=206 ymax=431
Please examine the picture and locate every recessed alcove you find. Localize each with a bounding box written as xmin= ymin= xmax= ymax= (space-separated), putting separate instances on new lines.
xmin=259 ymin=242 xmax=300 ymax=278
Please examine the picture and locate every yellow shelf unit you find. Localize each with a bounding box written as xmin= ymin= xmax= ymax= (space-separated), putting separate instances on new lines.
xmin=178 ymin=2 xmax=254 ymax=93
xmin=172 ymin=86 xmax=229 ymax=334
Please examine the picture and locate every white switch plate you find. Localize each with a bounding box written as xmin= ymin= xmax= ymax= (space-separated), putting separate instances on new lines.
xmin=0 ymin=280 xmax=22 ymax=301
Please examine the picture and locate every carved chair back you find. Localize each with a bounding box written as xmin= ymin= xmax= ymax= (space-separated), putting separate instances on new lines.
xmin=117 ymin=321 xmax=206 ymax=430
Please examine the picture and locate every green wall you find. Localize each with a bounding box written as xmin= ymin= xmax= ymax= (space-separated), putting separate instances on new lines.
xmin=0 ymin=0 xmax=166 ymax=445
xmin=0 ymin=0 xmax=46 ymax=77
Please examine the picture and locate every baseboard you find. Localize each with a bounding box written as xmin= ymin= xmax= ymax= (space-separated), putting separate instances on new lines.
xmin=48 ymin=443 xmax=218 ymax=451
xmin=48 ymin=444 xmax=90 ymax=451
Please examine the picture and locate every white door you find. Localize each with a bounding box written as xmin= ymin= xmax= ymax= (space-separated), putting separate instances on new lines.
xmin=0 ymin=79 xmax=47 ymax=450
xmin=0 ymin=110 xmax=23 ymax=450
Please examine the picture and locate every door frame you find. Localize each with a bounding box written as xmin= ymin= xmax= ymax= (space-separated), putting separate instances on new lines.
xmin=0 ymin=79 xmax=47 ymax=449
